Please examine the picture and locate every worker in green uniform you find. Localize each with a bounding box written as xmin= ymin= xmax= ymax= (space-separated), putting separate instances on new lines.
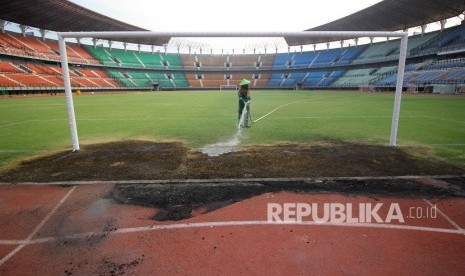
xmin=238 ymin=79 xmax=251 ymax=128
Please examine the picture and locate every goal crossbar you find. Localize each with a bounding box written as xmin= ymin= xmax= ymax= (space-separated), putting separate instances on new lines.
xmin=57 ymin=31 xmax=408 ymax=151
xmin=58 ymin=31 xmax=407 ymax=39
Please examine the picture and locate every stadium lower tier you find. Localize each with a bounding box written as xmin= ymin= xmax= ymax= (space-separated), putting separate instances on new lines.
xmin=1 ymin=62 xmax=465 ymax=92
xmin=0 ymin=61 xmax=122 ymax=90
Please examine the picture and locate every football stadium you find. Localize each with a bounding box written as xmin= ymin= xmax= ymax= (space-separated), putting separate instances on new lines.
xmin=0 ymin=0 xmax=465 ymax=274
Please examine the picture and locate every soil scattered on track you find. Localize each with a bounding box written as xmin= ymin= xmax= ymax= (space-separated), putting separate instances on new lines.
xmin=1 ymin=140 xmax=464 ymax=221
xmin=1 ymin=140 xmax=463 ymax=182
xmin=112 ymin=177 xmax=465 ymax=221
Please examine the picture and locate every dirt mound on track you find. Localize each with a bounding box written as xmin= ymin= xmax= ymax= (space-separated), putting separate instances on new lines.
xmin=1 ymin=140 xmax=463 ymax=183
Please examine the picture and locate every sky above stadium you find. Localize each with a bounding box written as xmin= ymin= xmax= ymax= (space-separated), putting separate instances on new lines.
xmin=68 ymin=0 xmax=384 ymax=52
xmin=69 ymin=0 xmax=383 ymax=32
xmin=65 ymin=0 xmax=454 ymax=53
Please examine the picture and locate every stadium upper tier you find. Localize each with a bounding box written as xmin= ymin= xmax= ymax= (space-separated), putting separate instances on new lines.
xmin=1 ymin=23 xmax=465 ymax=91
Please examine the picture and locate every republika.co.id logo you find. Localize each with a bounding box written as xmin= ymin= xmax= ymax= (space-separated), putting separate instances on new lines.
xmin=267 ymin=203 xmax=437 ymax=223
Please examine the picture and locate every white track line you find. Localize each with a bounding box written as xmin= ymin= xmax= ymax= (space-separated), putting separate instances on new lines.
xmin=0 ymin=186 xmax=77 ymax=266
xmin=270 ymin=115 xmax=427 ymax=119
xmin=429 ymin=144 xmax=465 ymax=146
xmin=0 ymin=119 xmax=69 ymax=128
xmin=422 ymin=116 xmax=465 ymax=125
xmin=0 ymin=117 xmax=230 ymax=128
xmin=270 ymin=115 xmax=396 ymax=119
xmin=424 ymin=199 xmax=463 ymax=231
xmin=253 ymin=96 xmax=336 ymax=122
xmin=0 ymin=120 xmax=35 ymax=128
xmin=0 ymin=219 xmax=464 ymax=248
xmin=0 ymin=150 xmax=42 ymax=153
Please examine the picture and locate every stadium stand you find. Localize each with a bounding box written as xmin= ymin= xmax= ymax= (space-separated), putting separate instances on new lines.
xmin=293 ymin=52 xmax=320 ymax=68
xmin=352 ymin=40 xmax=400 ymax=63
xmin=147 ymin=72 xmax=176 ymax=88
xmin=185 ymin=73 xmax=203 ymax=88
xmin=0 ymin=32 xmax=35 ymax=57
xmin=272 ymin=53 xmax=294 ymax=70
xmin=83 ymin=45 xmax=118 ymax=66
xmin=0 ymin=61 xmax=23 ymax=73
xmin=197 ymin=55 xmax=228 ymax=69
xmin=258 ymin=55 xmax=275 ymax=69
xmin=106 ymin=48 xmax=142 ymax=67
xmin=267 ymin=73 xmax=284 ymax=87
xmin=1 ymin=9 xmax=465 ymax=92
xmin=179 ymin=55 xmax=198 ymax=69
xmin=405 ymin=31 xmax=440 ymax=51
xmin=0 ymin=55 xmax=122 ymax=90
xmin=161 ymin=54 xmax=184 ymax=70
xmin=425 ymin=58 xmax=465 ymax=70
xmin=202 ymin=73 xmax=228 ymax=88
xmin=313 ymin=48 xmax=346 ymax=66
xmin=0 ymin=32 xmax=99 ymax=65
xmin=254 ymin=73 xmax=270 ymax=87
xmin=67 ymin=44 xmax=100 ymax=64
xmin=2 ymin=27 xmax=465 ymax=92
xmin=104 ymin=69 xmax=187 ymax=89
xmin=172 ymin=73 xmax=189 ymax=88
xmin=428 ymin=25 xmax=465 ymax=49
xmin=134 ymin=51 xmax=164 ymax=68
xmin=332 ymin=68 xmax=377 ymax=87
xmin=229 ymin=55 xmax=259 ymax=69
xmin=303 ymin=71 xmax=331 ymax=87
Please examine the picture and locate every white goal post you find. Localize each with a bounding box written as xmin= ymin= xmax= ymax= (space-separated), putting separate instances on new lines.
xmin=58 ymin=31 xmax=409 ymax=151
xmin=220 ymin=85 xmax=238 ymax=91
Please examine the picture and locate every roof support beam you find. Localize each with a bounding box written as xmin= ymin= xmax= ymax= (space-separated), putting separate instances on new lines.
xmin=19 ymin=25 xmax=27 ymax=36
xmin=440 ymin=19 xmax=447 ymax=31
xmin=421 ymin=25 xmax=427 ymax=34
xmin=39 ymin=29 xmax=47 ymax=40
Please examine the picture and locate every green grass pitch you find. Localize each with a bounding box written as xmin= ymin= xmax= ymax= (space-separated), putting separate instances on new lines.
xmin=0 ymin=90 xmax=464 ymax=169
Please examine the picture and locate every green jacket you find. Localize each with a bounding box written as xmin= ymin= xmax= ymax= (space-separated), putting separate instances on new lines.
xmin=238 ymin=92 xmax=250 ymax=103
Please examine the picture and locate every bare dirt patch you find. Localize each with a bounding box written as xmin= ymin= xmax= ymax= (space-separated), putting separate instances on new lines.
xmin=112 ymin=177 xmax=465 ymax=221
xmin=0 ymin=140 xmax=463 ymax=183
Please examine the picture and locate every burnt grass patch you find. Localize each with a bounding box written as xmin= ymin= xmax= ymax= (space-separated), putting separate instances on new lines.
xmin=112 ymin=177 xmax=465 ymax=221
xmin=1 ymin=140 xmax=463 ymax=182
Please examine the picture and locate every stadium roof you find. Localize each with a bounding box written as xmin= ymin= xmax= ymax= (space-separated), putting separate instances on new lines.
xmin=285 ymin=0 xmax=465 ymax=46
xmin=1 ymin=0 xmax=463 ymax=47
xmin=0 ymin=0 xmax=170 ymax=46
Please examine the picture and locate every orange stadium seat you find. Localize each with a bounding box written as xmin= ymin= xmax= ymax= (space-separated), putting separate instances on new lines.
xmin=0 ymin=62 xmax=23 ymax=73
xmin=10 ymin=74 xmax=59 ymax=87
xmin=0 ymin=75 xmax=22 ymax=87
